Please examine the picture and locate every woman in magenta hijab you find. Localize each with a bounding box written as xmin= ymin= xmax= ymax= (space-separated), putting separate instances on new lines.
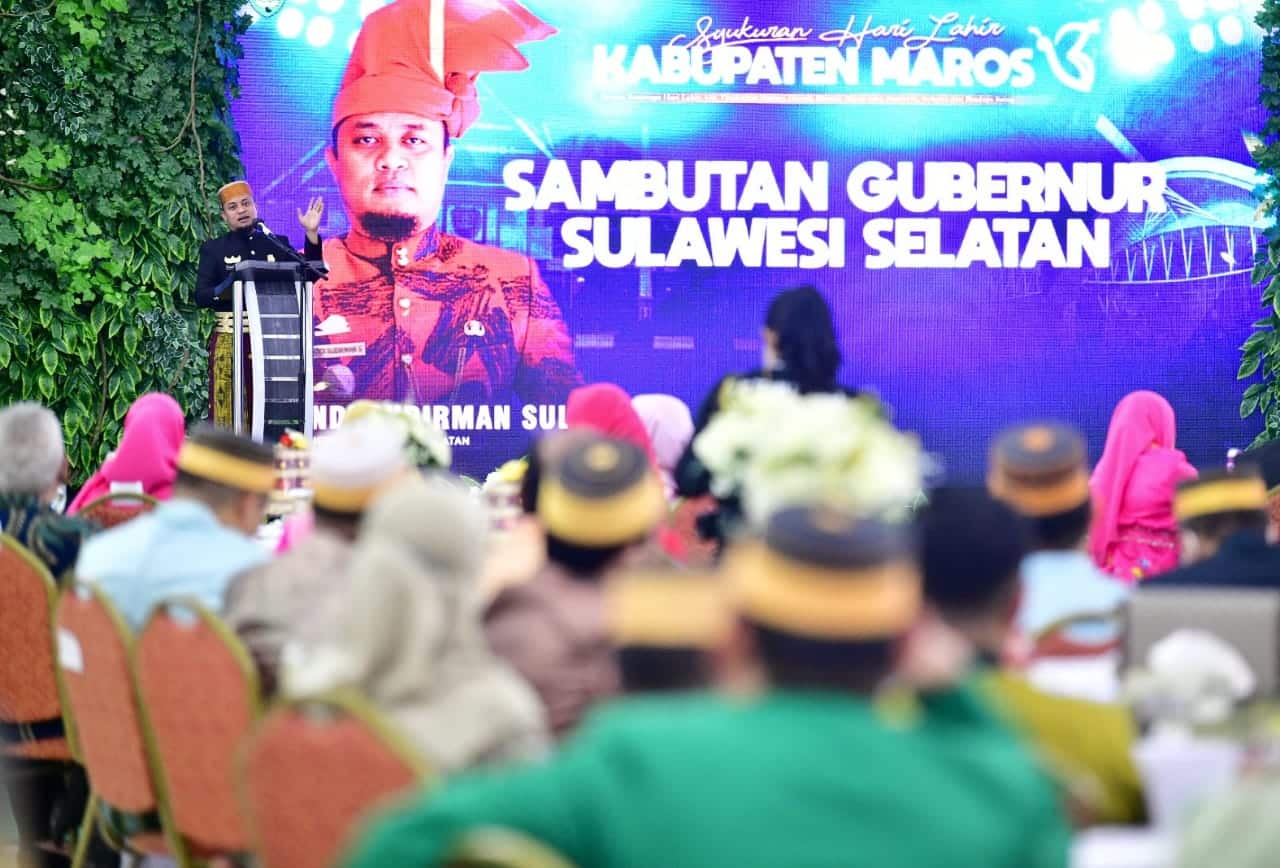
xmin=68 ymin=392 xmax=185 ymax=514
xmin=1088 ymin=391 xmax=1198 ymax=582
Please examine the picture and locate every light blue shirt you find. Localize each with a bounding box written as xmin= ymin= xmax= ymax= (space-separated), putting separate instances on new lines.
xmin=75 ymin=499 xmax=268 ymax=630
xmin=1017 ymin=550 xmax=1130 ymax=640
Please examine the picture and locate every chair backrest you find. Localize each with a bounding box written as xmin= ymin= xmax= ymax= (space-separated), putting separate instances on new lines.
xmin=1126 ymin=588 xmax=1280 ymax=695
xmin=445 ymin=828 xmax=578 ymax=868
xmin=55 ymin=584 xmax=157 ymax=814
xmin=77 ymin=493 xmax=158 ymax=530
xmin=1031 ymin=610 xmax=1124 ymax=660
xmin=134 ymin=601 xmax=262 ymax=853
xmin=0 ymin=535 xmax=61 ymax=725
xmin=241 ymin=691 xmax=427 ymax=868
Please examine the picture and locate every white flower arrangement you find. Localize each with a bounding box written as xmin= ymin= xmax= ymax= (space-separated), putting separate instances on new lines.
xmin=692 ymin=379 xmax=925 ymax=526
xmin=1123 ymin=630 xmax=1257 ymax=731
xmin=340 ymin=400 xmax=452 ymax=470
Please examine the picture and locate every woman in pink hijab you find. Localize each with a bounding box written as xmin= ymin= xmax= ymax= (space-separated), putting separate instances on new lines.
xmin=565 ymin=384 xmax=659 ymax=468
xmin=1088 ymin=391 xmax=1198 ymax=582
xmin=68 ymin=392 xmax=185 ymax=514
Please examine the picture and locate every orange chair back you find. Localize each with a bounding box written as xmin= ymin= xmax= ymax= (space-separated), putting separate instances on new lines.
xmin=134 ymin=603 xmax=261 ymax=853
xmin=55 ymin=585 xmax=157 ymax=814
xmin=242 ymin=693 xmax=426 ymax=868
xmin=0 ymin=535 xmax=71 ymax=760
xmin=1030 ymin=610 xmax=1123 ymax=660
xmin=77 ymin=493 xmax=158 ymax=530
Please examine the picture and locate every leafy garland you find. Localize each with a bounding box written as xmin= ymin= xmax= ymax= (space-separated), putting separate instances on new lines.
xmin=0 ymin=0 xmax=249 ymax=481
xmin=1240 ymin=1 xmax=1280 ymax=444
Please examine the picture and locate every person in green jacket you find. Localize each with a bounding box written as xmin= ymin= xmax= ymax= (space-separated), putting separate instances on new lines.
xmin=343 ymin=501 xmax=1070 ymax=868
xmin=919 ymin=485 xmax=1147 ymax=826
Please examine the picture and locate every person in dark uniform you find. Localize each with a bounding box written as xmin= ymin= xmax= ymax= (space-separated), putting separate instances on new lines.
xmin=195 ymin=180 xmax=324 ymax=428
xmin=674 ymin=285 xmax=860 ymax=546
xmin=1148 ymin=466 xmax=1280 ymax=589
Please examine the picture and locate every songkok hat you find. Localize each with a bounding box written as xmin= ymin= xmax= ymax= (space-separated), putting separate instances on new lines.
xmin=1175 ymin=468 xmax=1267 ymax=522
xmin=1241 ymin=440 xmax=1280 ymax=495
xmin=987 ymin=423 xmax=1090 ymax=517
xmin=333 ymin=0 xmax=556 ymax=139
xmin=605 ymin=571 xmax=732 ymax=649
xmin=217 ymin=180 xmax=252 ymax=205
xmin=538 ymin=436 xmax=665 ymax=548
xmin=726 ymin=505 xmax=921 ymax=641
xmin=310 ymin=422 xmax=408 ymax=514
xmin=177 ymin=430 xmax=275 ymax=495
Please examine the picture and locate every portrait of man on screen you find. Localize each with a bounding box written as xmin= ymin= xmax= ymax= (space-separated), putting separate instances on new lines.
xmin=312 ymin=0 xmax=581 ymax=412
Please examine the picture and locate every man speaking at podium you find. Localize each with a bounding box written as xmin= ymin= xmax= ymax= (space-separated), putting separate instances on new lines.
xmin=195 ymin=180 xmax=325 ymax=428
xmin=312 ymin=0 xmax=581 ymax=417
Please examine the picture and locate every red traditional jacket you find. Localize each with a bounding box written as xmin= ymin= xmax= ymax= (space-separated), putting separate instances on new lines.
xmin=313 ymin=227 xmax=581 ymax=407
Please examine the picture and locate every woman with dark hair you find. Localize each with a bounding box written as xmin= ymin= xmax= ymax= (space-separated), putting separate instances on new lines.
xmin=674 ymin=286 xmax=859 ymax=544
xmin=761 ymin=285 xmax=842 ymax=393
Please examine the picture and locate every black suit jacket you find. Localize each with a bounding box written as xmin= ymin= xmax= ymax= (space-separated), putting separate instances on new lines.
xmin=195 ymin=228 xmax=322 ymax=310
xmin=1147 ymin=530 xmax=1280 ymax=590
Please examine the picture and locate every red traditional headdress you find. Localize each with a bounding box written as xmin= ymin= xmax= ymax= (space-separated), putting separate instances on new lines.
xmin=332 ymin=0 xmax=555 ymax=139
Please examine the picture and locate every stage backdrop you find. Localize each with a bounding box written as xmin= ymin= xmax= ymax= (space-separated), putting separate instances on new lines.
xmin=231 ymin=0 xmax=1266 ymax=480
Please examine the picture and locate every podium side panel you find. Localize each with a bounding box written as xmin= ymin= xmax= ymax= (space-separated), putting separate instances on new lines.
xmin=244 ymin=280 xmax=268 ymax=443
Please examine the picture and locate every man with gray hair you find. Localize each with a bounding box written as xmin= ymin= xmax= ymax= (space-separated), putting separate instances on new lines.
xmin=0 ymin=402 xmax=95 ymax=582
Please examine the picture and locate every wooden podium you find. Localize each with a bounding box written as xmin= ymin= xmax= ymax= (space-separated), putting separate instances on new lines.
xmin=230 ymin=261 xmax=316 ymax=443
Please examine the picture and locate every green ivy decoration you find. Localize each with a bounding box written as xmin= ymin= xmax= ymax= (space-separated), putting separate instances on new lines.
xmin=0 ymin=0 xmax=249 ymax=482
xmin=1239 ymin=1 xmax=1280 ymax=444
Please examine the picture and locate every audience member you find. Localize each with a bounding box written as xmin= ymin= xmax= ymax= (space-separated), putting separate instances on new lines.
xmin=920 ymin=486 xmax=1146 ymax=825
xmin=486 ymin=436 xmax=665 ymax=737
xmin=633 ymin=393 xmax=718 ymax=567
xmin=1088 ymin=391 xmax=1197 ymax=582
xmin=988 ymin=423 xmax=1129 ymax=639
xmin=0 ymin=402 xmax=95 ymax=582
xmin=675 ymin=285 xmax=856 ymax=546
xmin=605 ymin=570 xmax=728 ymax=694
xmin=224 ymin=421 xmax=407 ymax=695
xmin=1239 ymin=438 xmax=1280 ymax=531
xmin=1150 ymin=467 xmax=1280 ymax=587
xmin=342 ymin=505 xmax=1069 ymax=868
xmin=76 ymin=425 xmax=274 ymax=629
xmin=67 ymin=392 xmax=186 ymax=514
xmin=630 ymin=393 xmax=694 ymax=500
xmin=567 ymin=383 xmax=659 ymax=469
xmin=285 ymin=473 xmax=549 ymax=772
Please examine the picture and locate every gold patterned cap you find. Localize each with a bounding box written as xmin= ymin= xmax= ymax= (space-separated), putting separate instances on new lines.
xmin=605 ymin=571 xmax=731 ymax=649
xmin=310 ymin=422 xmax=408 ymax=514
xmin=726 ymin=505 xmax=921 ymax=641
xmin=538 ymin=436 xmax=665 ymax=547
xmin=217 ymin=180 xmax=252 ymax=205
xmin=988 ymin=423 xmax=1090 ymax=517
xmin=177 ymin=437 xmax=275 ymax=495
xmin=1175 ymin=469 xmax=1267 ymax=521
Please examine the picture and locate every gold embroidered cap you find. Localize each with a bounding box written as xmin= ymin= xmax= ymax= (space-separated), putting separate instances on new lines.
xmin=176 ymin=427 xmax=275 ymax=495
xmin=987 ymin=423 xmax=1091 ymax=517
xmin=217 ymin=180 xmax=252 ymax=205
xmin=1175 ymin=468 xmax=1267 ymax=521
xmin=538 ymin=436 xmax=665 ymax=548
xmin=310 ymin=421 xmax=409 ymax=514
xmin=727 ymin=505 xmax=921 ymax=641
xmin=605 ymin=570 xmax=732 ymax=649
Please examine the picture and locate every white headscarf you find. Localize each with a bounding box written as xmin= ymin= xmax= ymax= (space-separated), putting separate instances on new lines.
xmin=285 ymin=473 xmax=549 ymax=772
xmin=632 ymin=394 xmax=694 ymax=499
